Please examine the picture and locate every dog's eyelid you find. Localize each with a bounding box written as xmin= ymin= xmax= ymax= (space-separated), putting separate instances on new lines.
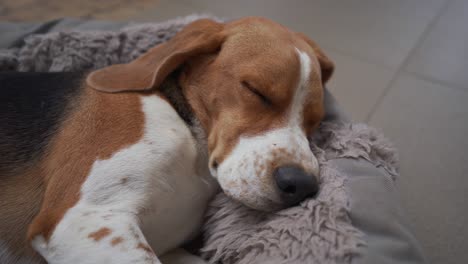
xmin=241 ymin=81 xmax=273 ymax=107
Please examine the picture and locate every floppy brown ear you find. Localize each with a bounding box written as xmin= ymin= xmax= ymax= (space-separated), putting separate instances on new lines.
xmin=296 ymin=33 xmax=335 ymax=83
xmin=87 ymin=19 xmax=225 ymax=93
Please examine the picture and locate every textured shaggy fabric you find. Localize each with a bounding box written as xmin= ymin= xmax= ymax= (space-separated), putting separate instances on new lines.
xmin=0 ymin=15 xmax=399 ymax=264
xmin=0 ymin=15 xmax=222 ymax=72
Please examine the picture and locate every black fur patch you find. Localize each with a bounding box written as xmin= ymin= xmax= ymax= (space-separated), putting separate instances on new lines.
xmin=0 ymin=72 xmax=85 ymax=174
xmin=159 ymin=72 xmax=195 ymax=126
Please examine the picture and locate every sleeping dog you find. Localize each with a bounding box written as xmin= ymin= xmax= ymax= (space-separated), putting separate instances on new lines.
xmin=0 ymin=17 xmax=334 ymax=263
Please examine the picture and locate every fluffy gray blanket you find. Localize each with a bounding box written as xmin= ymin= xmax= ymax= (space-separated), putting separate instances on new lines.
xmin=0 ymin=15 xmax=398 ymax=264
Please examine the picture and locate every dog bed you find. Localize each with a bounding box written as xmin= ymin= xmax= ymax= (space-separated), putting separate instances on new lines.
xmin=0 ymin=15 xmax=426 ymax=264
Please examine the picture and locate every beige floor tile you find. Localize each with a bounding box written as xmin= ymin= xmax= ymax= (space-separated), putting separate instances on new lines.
xmin=369 ymin=73 xmax=468 ymax=264
xmin=130 ymin=0 xmax=200 ymax=22
xmin=0 ymin=0 xmax=158 ymax=21
xmin=326 ymin=50 xmax=395 ymax=121
xmin=405 ymin=0 xmax=468 ymax=90
xmin=163 ymin=0 xmax=447 ymax=68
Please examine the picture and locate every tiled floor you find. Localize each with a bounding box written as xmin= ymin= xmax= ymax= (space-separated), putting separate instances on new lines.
xmin=2 ymin=0 xmax=467 ymax=263
xmin=0 ymin=0 xmax=156 ymax=21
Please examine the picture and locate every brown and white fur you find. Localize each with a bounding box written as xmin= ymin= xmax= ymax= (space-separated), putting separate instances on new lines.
xmin=0 ymin=17 xmax=334 ymax=263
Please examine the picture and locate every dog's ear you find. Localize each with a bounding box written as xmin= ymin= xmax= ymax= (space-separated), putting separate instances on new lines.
xmin=296 ymin=33 xmax=335 ymax=83
xmin=87 ymin=19 xmax=225 ymax=93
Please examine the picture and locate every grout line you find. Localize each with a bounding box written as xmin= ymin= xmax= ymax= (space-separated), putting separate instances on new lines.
xmin=404 ymin=70 xmax=468 ymax=93
xmin=323 ymin=45 xmax=398 ymax=72
xmin=364 ymin=0 xmax=454 ymax=123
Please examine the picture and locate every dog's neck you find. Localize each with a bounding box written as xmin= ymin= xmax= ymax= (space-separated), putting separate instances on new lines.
xmin=158 ymin=73 xmax=211 ymax=176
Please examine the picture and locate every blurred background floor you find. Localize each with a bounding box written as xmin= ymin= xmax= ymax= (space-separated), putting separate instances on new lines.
xmin=1 ymin=0 xmax=467 ymax=263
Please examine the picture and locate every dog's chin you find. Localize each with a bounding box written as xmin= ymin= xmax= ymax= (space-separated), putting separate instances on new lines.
xmin=220 ymin=187 xmax=285 ymax=212
xmin=245 ymin=200 xmax=285 ymax=212
xmin=237 ymin=198 xmax=285 ymax=212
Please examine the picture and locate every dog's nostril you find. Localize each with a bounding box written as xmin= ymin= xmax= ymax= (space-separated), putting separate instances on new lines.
xmin=283 ymin=185 xmax=296 ymax=194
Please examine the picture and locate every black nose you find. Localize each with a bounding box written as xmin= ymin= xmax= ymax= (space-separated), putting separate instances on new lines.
xmin=273 ymin=165 xmax=319 ymax=206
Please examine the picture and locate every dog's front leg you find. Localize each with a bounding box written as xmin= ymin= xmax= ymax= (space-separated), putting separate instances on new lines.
xmin=31 ymin=206 xmax=161 ymax=264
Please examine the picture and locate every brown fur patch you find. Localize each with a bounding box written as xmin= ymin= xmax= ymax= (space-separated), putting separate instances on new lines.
xmin=137 ymin=243 xmax=154 ymax=254
xmin=88 ymin=227 xmax=112 ymax=241
xmin=27 ymin=86 xmax=145 ymax=241
xmin=111 ymin=237 xmax=123 ymax=246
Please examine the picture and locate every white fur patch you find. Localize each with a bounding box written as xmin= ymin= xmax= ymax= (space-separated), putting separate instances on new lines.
xmin=291 ymin=48 xmax=312 ymax=125
xmin=216 ymin=48 xmax=318 ymax=211
xmin=32 ymin=95 xmax=217 ymax=263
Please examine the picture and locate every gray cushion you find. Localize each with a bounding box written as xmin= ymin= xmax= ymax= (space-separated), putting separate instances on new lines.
xmin=333 ymin=159 xmax=426 ymax=264
xmin=324 ymin=88 xmax=426 ymax=264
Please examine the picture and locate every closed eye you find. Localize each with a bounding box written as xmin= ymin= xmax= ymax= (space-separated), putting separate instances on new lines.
xmin=241 ymin=81 xmax=272 ymax=106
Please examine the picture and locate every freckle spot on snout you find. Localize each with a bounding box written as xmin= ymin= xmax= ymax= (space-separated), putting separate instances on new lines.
xmin=82 ymin=211 xmax=95 ymax=217
xmin=102 ymin=214 xmax=113 ymax=220
xmin=259 ymin=163 xmax=265 ymax=170
xmin=88 ymin=227 xmax=112 ymax=241
xmin=137 ymin=243 xmax=154 ymax=254
xmin=111 ymin=237 xmax=123 ymax=246
xmin=226 ymin=180 xmax=236 ymax=188
xmin=121 ymin=177 xmax=128 ymax=184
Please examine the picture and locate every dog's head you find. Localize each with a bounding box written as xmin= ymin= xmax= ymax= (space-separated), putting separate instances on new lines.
xmin=87 ymin=17 xmax=334 ymax=211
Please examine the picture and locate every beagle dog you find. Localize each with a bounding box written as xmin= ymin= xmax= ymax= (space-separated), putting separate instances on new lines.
xmin=0 ymin=17 xmax=334 ymax=263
